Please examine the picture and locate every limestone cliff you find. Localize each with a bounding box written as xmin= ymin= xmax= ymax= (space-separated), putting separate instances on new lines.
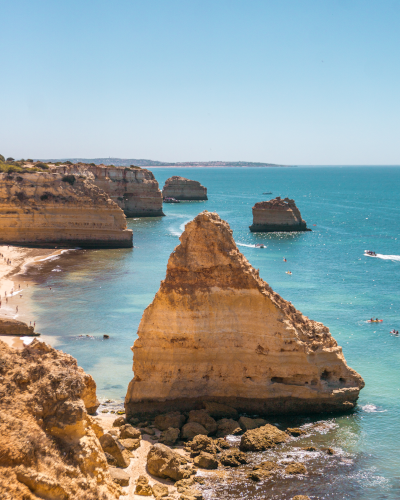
xmin=250 ymin=197 xmax=310 ymax=232
xmin=0 ymin=339 xmax=120 ymax=499
xmin=0 ymin=318 xmax=36 ymax=336
xmin=162 ymin=176 xmax=208 ymax=200
xmin=52 ymin=164 xmax=164 ymax=217
xmin=0 ymin=172 xmax=132 ymax=247
xmin=126 ymin=211 xmax=364 ymax=418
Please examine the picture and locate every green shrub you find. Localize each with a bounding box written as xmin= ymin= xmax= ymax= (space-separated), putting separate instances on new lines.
xmin=6 ymin=157 xmax=14 ymax=162
xmin=62 ymin=174 xmax=76 ymax=185
xmin=90 ymin=163 xmax=96 ymax=167
xmin=35 ymin=162 xmax=49 ymax=169
xmin=27 ymin=159 xmax=33 ymax=162
xmin=65 ymin=161 xmax=73 ymax=165
xmin=0 ymin=154 xmax=5 ymax=162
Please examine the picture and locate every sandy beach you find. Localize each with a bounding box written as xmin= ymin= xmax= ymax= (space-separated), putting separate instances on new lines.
xmin=0 ymin=245 xmax=67 ymax=348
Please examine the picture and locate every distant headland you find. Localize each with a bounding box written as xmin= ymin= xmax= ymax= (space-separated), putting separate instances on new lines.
xmin=40 ymin=158 xmax=293 ymax=168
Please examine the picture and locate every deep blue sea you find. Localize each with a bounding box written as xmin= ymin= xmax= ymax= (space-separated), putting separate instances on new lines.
xmin=27 ymin=167 xmax=400 ymax=499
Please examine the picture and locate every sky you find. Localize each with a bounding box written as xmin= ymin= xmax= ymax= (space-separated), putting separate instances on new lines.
xmin=1 ymin=0 xmax=399 ymax=165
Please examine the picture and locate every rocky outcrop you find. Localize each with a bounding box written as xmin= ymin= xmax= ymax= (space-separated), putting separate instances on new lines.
xmin=0 ymin=172 xmax=132 ymax=247
xmin=52 ymin=163 xmax=164 ymax=217
xmin=162 ymin=176 xmax=207 ymax=200
xmin=146 ymin=444 xmax=195 ymax=481
xmin=126 ymin=211 xmax=364 ymax=418
xmin=0 ymin=339 xmax=120 ymax=499
xmin=249 ymin=197 xmax=310 ymax=232
xmin=0 ymin=318 xmax=36 ymax=336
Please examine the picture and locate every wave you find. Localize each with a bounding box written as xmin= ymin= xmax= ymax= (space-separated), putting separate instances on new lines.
xmin=168 ymin=219 xmax=191 ymax=237
xmin=361 ymin=404 xmax=387 ymax=413
xmin=365 ymin=253 xmax=400 ymax=262
xmin=237 ymin=242 xmax=267 ymax=248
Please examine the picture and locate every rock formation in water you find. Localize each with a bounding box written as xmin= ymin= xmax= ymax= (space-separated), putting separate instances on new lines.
xmin=0 ymin=172 xmax=133 ymax=247
xmin=0 ymin=318 xmax=36 ymax=336
xmin=52 ymin=163 xmax=165 ymax=217
xmin=162 ymin=176 xmax=208 ymax=200
xmin=126 ymin=211 xmax=364 ymax=418
xmin=249 ymin=197 xmax=310 ymax=232
xmin=0 ymin=339 xmax=120 ymax=499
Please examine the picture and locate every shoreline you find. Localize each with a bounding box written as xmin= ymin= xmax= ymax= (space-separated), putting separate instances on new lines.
xmin=0 ymin=245 xmax=72 ymax=349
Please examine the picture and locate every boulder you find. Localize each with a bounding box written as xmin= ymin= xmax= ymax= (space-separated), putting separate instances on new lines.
xmin=99 ymin=434 xmax=130 ymax=468
xmin=175 ymin=478 xmax=204 ymax=500
xmin=181 ymin=422 xmax=208 ymax=440
xmin=240 ymin=424 xmax=289 ymax=452
xmin=160 ymin=427 xmax=181 ymax=446
xmin=287 ymin=427 xmax=306 ymax=437
xmin=135 ymin=475 xmax=153 ymax=496
xmin=302 ymin=446 xmax=317 ymax=452
xmin=113 ymin=416 xmax=126 ymax=427
xmin=141 ymin=426 xmax=156 ymax=435
xmin=147 ymin=444 xmax=195 ymax=481
xmin=154 ymin=412 xmax=186 ymax=431
xmin=238 ymin=416 xmax=267 ymax=431
xmin=214 ymin=438 xmax=231 ymax=450
xmin=119 ymin=438 xmax=141 ymax=451
xmin=109 ymin=467 xmax=130 ymax=486
xmin=108 ymin=428 xmax=120 ymax=438
xmin=152 ymin=483 xmax=170 ymax=497
xmin=193 ymin=452 xmax=218 ymax=470
xmin=187 ymin=410 xmax=217 ymax=435
xmin=248 ymin=470 xmax=272 ymax=481
xmin=219 ymin=448 xmax=247 ymax=467
xmin=285 ymin=463 xmax=307 ymax=475
xmin=202 ymin=402 xmax=238 ymax=420
xmin=120 ymin=424 xmax=142 ymax=439
xmin=189 ymin=435 xmax=218 ymax=455
xmin=105 ymin=452 xmax=117 ymax=466
xmin=216 ymin=418 xmax=241 ymax=437
xmin=253 ymin=461 xmax=280 ymax=472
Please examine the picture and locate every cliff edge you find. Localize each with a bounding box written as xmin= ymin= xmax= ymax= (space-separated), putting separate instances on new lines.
xmin=162 ymin=176 xmax=208 ymax=200
xmin=126 ymin=211 xmax=364 ymax=418
xmin=0 ymin=339 xmax=120 ymax=499
xmin=0 ymin=172 xmax=133 ymax=248
xmin=250 ymin=197 xmax=310 ymax=232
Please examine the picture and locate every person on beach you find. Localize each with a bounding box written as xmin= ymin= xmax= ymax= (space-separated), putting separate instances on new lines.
xmin=16 ymin=306 xmax=18 ymax=313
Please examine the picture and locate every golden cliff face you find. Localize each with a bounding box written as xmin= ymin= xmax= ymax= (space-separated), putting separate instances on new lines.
xmin=126 ymin=211 xmax=364 ymax=418
xmin=52 ymin=164 xmax=165 ymax=217
xmin=162 ymin=176 xmax=208 ymax=200
xmin=250 ymin=197 xmax=310 ymax=232
xmin=0 ymin=172 xmax=132 ymax=247
xmin=0 ymin=339 xmax=120 ymax=499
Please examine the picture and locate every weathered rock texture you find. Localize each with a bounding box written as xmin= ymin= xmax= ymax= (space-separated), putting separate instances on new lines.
xmin=0 ymin=339 xmax=120 ymax=499
xmin=126 ymin=211 xmax=364 ymax=418
xmin=0 ymin=172 xmax=132 ymax=247
xmin=162 ymin=176 xmax=208 ymax=200
xmin=0 ymin=318 xmax=36 ymax=336
xmin=52 ymin=163 xmax=164 ymax=217
xmin=249 ymin=197 xmax=310 ymax=232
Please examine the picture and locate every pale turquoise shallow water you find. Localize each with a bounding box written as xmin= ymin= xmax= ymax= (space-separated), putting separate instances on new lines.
xmin=27 ymin=167 xmax=400 ymax=499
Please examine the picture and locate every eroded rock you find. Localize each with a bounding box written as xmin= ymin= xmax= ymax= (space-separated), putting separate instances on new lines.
xmin=160 ymin=427 xmax=180 ymax=446
xmin=109 ymin=467 xmax=130 ymax=486
xmin=240 ymin=424 xmax=289 ymax=452
xmin=216 ymin=418 xmax=241 ymax=437
xmin=193 ymin=452 xmax=218 ymax=469
xmin=181 ymin=422 xmax=209 ymax=440
xmin=135 ymin=475 xmax=153 ymax=496
xmin=155 ymin=412 xmax=187 ymax=431
xmin=238 ymin=416 xmax=267 ymax=431
xmin=147 ymin=444 xmax=195 ymax=481
xmin=99 ymin=434 xmax=131 ymax=468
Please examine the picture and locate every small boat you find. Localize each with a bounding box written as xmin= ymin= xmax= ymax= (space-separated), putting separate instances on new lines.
xmin=367 ymin=319 xmax=383 ymax=323
xmin=163 ymin=197 xmax=180 ymax=203
xmin=255 ymin=244 xmax=265 ymax=248
xmin=365 ymin=250 xmax=377 ymax=256
xmin=286 ymin=271 xmax=292 ymax=275
xmin=263 ymin=192 xmax=272 ymax=195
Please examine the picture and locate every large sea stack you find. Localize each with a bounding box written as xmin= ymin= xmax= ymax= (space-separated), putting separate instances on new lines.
xmin=125 ymin=211 xmax=364 ymax=418
xmin=52 ymin=164 xmax=165 ymax=217
xmin=162 ymin=176 xmax=208 ymax=200
xmin=0 ymin=172 xmax=133 ymax=247
xmin=250 ymin=197 xmax=310 ymax=232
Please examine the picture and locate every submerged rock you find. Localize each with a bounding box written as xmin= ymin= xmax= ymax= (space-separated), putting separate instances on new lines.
xmin=285 ymin=462 xmax=307 ymax=474
xmin=125 ymin=211 xmax=364 ymax=418
xmin=239 ymin=424 xmax=289 ymax=452
xmin=249 ymin=197 xmax=310 ymax=232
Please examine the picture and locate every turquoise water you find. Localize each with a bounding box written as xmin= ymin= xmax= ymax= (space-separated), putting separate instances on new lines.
xmin=28 ymin=167 xmax=400 ymax=499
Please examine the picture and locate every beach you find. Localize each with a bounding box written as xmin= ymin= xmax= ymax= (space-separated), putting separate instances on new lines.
xmin=0 ymin=245 xmax=67 ymax=348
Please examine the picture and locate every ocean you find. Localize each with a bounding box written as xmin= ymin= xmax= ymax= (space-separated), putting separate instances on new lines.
xmin=25 ymin=166 xmax=400 ymax=499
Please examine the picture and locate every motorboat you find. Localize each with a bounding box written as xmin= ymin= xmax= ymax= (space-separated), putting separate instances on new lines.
xmin=255 ymin=243 xmax=265 ymax=248
xmin=365 ymin=250 xmax=377 ymax=256
xmin=163 ymin=197 xmax=180 ymax=203
xmin=367 ymin=319 xmax=383 ymax=323
xmin=262 ymin=192 xmax=272 ymax=195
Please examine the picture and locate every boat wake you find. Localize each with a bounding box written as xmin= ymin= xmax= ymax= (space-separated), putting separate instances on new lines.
xmin=365 ymin=252 xmax=400 ymax=262
xmin=237 ymin=242 xmax=266 ymax=248
xmin=168 ymin=220 xmax=191 ymax=237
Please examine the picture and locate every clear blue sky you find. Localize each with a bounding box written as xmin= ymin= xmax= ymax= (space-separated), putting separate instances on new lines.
xmin=1 ymin=0 xmax=399 ymax=164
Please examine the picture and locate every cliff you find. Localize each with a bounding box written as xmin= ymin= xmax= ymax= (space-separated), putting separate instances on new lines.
xmin=249 ymin=197 xmax=310 ymax=232
xmin=0 ymin=172 xmax=133 ymax=248
xmin=126 ymin=211 xmax=364 ymax=418
xmin=52 ymin=164 xmax=164 ymax=217
xmin=162 ymin=176 xmax=208 ymax=200
xmin=0 ymin=318 xmax=36 ymax=336
xmin=0 ymin=339 xmax=120 ymax=499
